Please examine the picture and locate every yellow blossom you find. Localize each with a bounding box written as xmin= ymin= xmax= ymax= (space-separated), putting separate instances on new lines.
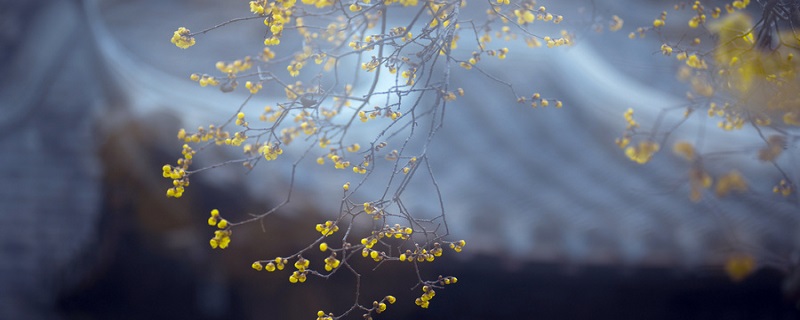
xmin=672 ymin=141 xmax=695 ymax=161
xmin=715 ymin=171 xmax=747 ymax=197
xmin=625 ymin=141 xmax=660 ymax=164
xmin=609 ymin=15 xmax=623 ymax=31
xmin=170 ymin=27 xmax=196 ymax=49
xmin=725 ymin=254 xmax=755 ymax=282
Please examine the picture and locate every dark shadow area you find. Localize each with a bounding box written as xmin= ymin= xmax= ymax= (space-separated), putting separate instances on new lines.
xmin=56 ymin=114 xmax=800 ymax=319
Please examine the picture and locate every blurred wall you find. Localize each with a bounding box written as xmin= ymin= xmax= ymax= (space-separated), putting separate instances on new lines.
xmin=0 ymin=0 xmax=104 ymax=318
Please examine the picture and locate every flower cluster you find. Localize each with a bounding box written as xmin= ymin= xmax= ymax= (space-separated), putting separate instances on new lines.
xmin=616 ymin=107 xmax=661 ymax=165
xmin=162 ymin=164 xmax=188 ymax=198
xmin=399 ymin=243 xmax=442 ymax=263
xmin=176 ymin=125 xmax=229 ymax=144
xmin=161 ymin=0 xmax=584 ymax=315
xmin=251 ymin=0 xmax=296 ymax=45
xmin=511 ymin=6 xmax=561 ymax=25
xmin=363 ymin=295 xmax=396 ymax=319
xmin=170 ymin=27 xmax=195 ymax=49
xmin=208 ymin=209 xmax=232 ymax=249
xmin=373 ymin=297 xmax=392 ymax=314
xmin=357 ymin=108 xmax=403 ymax=123
xmin=448 ymin=239 xmax=466 ymax=253
xmin=322 ymin=253 xmax=340 ymax=272
xmin=773 ymin=179 xmax=794 ymax=197
xmin=414 ymin=285 xmax=436 ymax=309
xmin=161 ymin=143 xmax=195 ymax=198
xmin=327 ymin=153 xmax=351 ymax=170
xmin=315 ymin=220 xmax=339 ymax=236
xmin=207 ymin=208 xmax=228 ymax=228
xmin=524 ymin=92 xmax=563 ymax=108
xmin=725 ymin=254 xmax=755 ymax=282
xmin=252 ymin=257 xmax=287 ymax=272
xmin=188 ymin=73 xmax=220 ymax=87
xmin=715 ymin=170 xmax=747 ymax=197
xmin=289 ymin=257 xmax=310 ymax=283
xmin=624 ymin=141 xmax=660 ymax=165
xmin=259 ymin=142 xmax=283 ymax=161
xmin=414 ymin=275 xmax=458 ymax=309
xmin=670 ymin=140 xmax=752 ymax=201
xmin=362 ymin=202 xmax=382 ymax=219
xmin=315 ymin=310 xmax=333 ymax=320
xmin=209 ymin=230 xmax=232 ymax=249
xmin=358 ymin=225 xmax=415 ymax=259
xmin=438 ymin=275 xmax=459 ymax=285
xmin=361 ymin=247 xmax=385 ymax=262
xmin=621 ymin=0 xmax=799 ymax=202
xmin=216 ymin=57 xmax=253 ymax=74
xmin=401 ymin=156 xmax=416 ymax=174
xmin=609 ymin=15 xmax=624 ymax=31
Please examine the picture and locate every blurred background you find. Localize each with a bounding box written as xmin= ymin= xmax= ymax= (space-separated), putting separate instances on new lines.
xmin=1 ymin=0 xmax=799 ymax=319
